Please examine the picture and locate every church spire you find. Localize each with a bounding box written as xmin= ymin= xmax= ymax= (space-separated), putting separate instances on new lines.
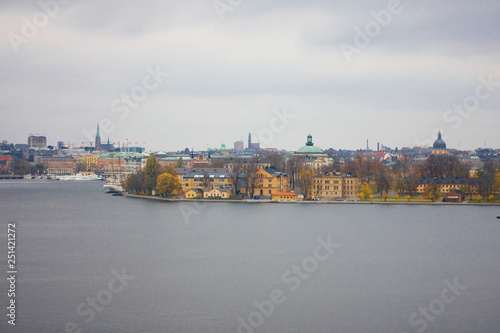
xmin=95 ymin=124 xmax=102 ymax=150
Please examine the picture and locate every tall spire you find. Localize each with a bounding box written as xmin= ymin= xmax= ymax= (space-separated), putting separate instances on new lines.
xmin=95 ymin=123 xmax=102 ymax=150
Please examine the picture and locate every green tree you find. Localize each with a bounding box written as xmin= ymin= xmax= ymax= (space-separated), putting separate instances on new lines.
xmin=144 ymin=155 xmax=160 ymax=195
xmin=174 ymin=157 xmax=183 ymax=168
xmin=156 ymin=173 xmax=181 ymax=198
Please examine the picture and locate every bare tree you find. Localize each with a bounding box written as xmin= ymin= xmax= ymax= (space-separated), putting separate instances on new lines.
xmin=286 ymin=155 xmax=301 ymax=190
xmin=243 ymin=157 xmax=259 ymax=198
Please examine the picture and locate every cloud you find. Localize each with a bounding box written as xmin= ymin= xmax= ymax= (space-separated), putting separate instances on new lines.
xmin=0 ymin=0 xmax=499 ymax=151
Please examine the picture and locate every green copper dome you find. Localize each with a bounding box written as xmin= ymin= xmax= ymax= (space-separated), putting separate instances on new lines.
xmin=296 ymin=134 xmax=323 ymax=154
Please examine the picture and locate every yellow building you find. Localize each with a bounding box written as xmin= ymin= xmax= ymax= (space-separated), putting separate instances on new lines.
xmin=313 ymin=171 xmax=359 ymax=199
xmin=271 ymin=192 xmax=298 ymax=201
xmin=204 ymin=188 xmax=232 ymax=199
xmin=253 ymin=167 xmax=289 ymax=197
xmin=81 ymin=154 xmax=99 ymax=172
xmin=176 ymin=168 xmax=233 ymax=193
xmin=185 ymin=188 xmax=203 ymax=199
xmin=416 ymin=178 xmax=482 ymax=195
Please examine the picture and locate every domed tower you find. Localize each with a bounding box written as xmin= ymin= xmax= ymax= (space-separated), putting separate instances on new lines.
xmin=432 ymin=131 xmax=447 ymax=155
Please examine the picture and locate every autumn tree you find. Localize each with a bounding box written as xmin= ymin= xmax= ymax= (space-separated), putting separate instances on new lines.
xmin=159 ymin=165 xmax=178 ymax=176
xmin=297 ymin=167 xmax=314 ymax=199
xmin=359 ymin=182 xmax=373 ymax=201
xmin=423 ymin=181 xmax=441 ymax=202
xmin=156 ymin=172 xmax=181 ymax=198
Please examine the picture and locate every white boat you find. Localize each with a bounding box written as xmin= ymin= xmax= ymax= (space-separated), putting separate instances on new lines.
xmin=57 ymin=173 xmax=102 ymax=181
xmin=103 ymin=182 xmax=124 ymax=193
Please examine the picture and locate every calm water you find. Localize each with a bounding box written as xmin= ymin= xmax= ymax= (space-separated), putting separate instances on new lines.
xmin=0 ymin=180 xmax=499 ymax=333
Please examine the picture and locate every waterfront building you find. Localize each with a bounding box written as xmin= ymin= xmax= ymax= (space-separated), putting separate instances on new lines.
xmin=204 ymin=188 xmax=232 ymax=199
xmin=444 ymin=190 xmax=465 ymax=202
xmin=253 ymin=167 xmax=289 ymax=197
xmin=313 ymin=171 xmax=360 ymax=199
xmin=271 ymin=192 xmax=298 ymax=201
xmin=185 ymin=188 xmax=203 ymax=199
xmin=81 ymin=154 xmax=99 ymax=172
xmin=175 ymin=168 xmax=233 ymax=193
xmin=47 ymin=156 xmax=78 ymax=175
xmin=416 ymin=178 xmax=482 ymax=195
xmin=97 ymin=153 xmax=143 ymax=179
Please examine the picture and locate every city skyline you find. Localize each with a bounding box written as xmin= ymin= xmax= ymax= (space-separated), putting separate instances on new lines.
xmin=1 ymin=1 xmax=499 ymax=152
xmin=3 ymin=129 xmax=499 ymax=153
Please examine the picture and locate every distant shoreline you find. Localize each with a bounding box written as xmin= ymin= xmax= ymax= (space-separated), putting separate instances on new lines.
xmin=123 ymin=194 xmax=500 ymax=206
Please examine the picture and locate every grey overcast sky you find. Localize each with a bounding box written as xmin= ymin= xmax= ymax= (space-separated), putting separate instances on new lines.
xmin=1 ymin=0 xmax=499 ymax=152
